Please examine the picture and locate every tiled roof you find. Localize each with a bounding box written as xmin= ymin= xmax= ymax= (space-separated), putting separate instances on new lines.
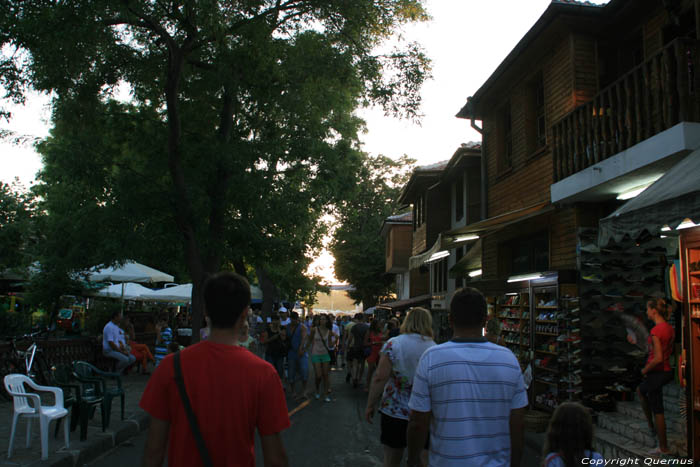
xmin=551 ymin=0 xmax=606 ymax=7
xmin=416 ymin=160 xmax=449 ymax=172
xmin=386 ymin=211 xmax=412 ymax=223
xmin=461 ymin=141 xmax=481 ymax=150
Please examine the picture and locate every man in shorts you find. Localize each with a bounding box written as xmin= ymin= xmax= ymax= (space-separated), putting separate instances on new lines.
xmin=348 ymin=313 xmax=369 ymax=388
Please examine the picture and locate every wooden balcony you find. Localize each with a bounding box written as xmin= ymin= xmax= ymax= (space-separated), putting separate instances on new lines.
xmin=553 ymin=38 xmax=700 ymax=182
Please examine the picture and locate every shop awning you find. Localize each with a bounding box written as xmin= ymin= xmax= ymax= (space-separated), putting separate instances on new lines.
xmin=449 ymin=239 xmax=482 ymax=278
xmin=375 ymin=294 xmax=431 ymax=311
xmin=445 ymin=202 xmax=554 ymax=238
xmin=598 ymin=150 xmax=700 ymax=245
xmin=409 ymin=234 xmax=446 ymax=270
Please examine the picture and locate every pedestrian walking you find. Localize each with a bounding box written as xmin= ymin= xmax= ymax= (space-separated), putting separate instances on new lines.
xmin=260 ymin=313 xmax=288 ymax=382
xmin=542 ymin=402 xmax=603 ymax=466
xmin=154 ymin=314 xmax=173 ymax=366
xmin=348 ymin=313 xmax=369 ymax=388
xmin=364 ymin=318 xmax=384 ymax=392
xmin=637 ymin=298 xmax=675 ymax=455
xmin=140 ymin=272 xmax=289 ymax=467
xmin=344 ymin=314 xmax=358 ymax=383
xmin=287 ymin=311 xmax=310 ymax=400
xmin=308 ymin=314 xmax=336 ymax=402
xmin=407 ymin=287 xmax=528 ymax=467
xmin=365 ymin=307 xmax=436 ymax=467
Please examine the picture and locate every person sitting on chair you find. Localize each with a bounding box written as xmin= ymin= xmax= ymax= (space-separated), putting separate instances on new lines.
xmin=102 ymin=311 xmax=136 ymax=372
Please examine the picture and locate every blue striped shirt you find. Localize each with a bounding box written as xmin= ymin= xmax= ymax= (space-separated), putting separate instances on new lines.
xmin=408 ymin=339 xmax=528 ymax=467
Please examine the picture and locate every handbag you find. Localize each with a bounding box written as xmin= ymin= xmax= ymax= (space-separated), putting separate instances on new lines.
xmin=173 ymin=351 xmax=213 ymax=467
xmin=318 ymin=328 xmax=333 ymax=359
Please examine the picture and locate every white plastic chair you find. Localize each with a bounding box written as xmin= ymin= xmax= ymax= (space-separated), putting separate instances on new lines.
xmin=3 ymin=374 xmax=70 ymax=460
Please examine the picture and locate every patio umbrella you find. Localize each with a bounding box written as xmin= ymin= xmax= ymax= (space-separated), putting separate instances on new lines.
xmin=86 ymin=261 xmax=174 ymax=283
xmin=94 ymin=283 xmax=154 ymax=300
xmin=143 ymin=283 xmax=264 ymax=304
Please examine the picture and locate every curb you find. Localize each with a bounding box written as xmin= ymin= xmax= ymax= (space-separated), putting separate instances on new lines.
xmin=37 ymin=410 xmax=151 ymax=467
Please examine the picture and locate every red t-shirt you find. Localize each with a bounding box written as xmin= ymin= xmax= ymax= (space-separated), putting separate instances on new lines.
xmin=139 ymin=341 xmax=290 ymax=467
xmin=646 ymin=322 xmax=674 ymax=372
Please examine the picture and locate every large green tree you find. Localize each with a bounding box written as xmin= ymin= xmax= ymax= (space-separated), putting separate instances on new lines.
xmin=331 ymin=154 xmax=414 ymax=308
xmin=1 ymin=1 xmax=430 ymax=337
xmin=0 ymin=181 xmax=35 ymax=273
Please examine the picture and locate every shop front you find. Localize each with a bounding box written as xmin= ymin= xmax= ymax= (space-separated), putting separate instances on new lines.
xmin=598 ymin=150 xmax=700 ymax=459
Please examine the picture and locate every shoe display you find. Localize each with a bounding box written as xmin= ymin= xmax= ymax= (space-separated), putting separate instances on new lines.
xmin=604 ymin=289 xmax=623 ymax=298
xmin=602 ymin=259 xmax=627 ymax=270
xmin=581 ymin=244 xmax=600 ymax=253
xmin=582 ymin=273 xmax=603 ymax=282
xmin=644 ymin=246 xmax=667 ymax=255
xmin=603 ymin=274 xmax=624 ymax=284
xmin=624 ymin=289 xmax=644 ymax=298
xmin=600 ymin=244 xmax=623 ymax=253
xmin=625 ymin=274 xmax=644 ymax=283
xmin=604 ymin=302 xmax=625 ymax=313
xmin=581 ymin=289 xmax=602 ymax=298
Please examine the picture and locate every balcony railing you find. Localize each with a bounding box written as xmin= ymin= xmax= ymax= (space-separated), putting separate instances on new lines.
xmin=552 ymin=38 xmax=700 ymax=182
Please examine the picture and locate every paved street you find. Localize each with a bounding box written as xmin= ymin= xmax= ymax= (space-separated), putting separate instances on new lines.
xmin=81 ymin=366 xmax=544 ymax=467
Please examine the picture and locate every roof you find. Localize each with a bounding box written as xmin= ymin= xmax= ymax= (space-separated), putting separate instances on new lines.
xmin=442 ymin=143 xmax=481 ymax=180
xmin=456 ymin=0 xmax=612 ymax=120
xmin=386 ymin=212 xmax=413 ymax=223
xmin=380 ymin=211 xmax=413 ymax=237
xmin=598 ymin=150 xmax=700 ymax=245
xmin=398 ymin=159 xmax=449 ymax=205
xmin=375 ymin=294 xmax=431 ymax=311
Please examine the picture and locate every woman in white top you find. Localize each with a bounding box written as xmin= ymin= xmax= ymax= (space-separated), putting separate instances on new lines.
xmin=364 ymin=307 xmax=436 ymax=467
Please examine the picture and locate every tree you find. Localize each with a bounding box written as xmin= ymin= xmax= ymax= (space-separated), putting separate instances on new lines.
xmin=2 ymin=1 xmax=431 ymax=338
xmin=0 ymin=181 xmax=36 ymax=273
xmin=331 ymin=154 xmax=414 ymax=308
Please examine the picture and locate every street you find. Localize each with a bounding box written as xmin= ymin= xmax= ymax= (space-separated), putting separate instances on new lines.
xmin=85 ymin=366 xmax=543 ymax=467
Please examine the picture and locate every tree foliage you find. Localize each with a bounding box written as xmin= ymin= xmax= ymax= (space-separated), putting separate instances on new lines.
xmin=330 ymin=154 xmax=414 ymax=308
xmin=0 ymin=181 xmax=36 ymax=273
xmin=1 ymin=1 xmax=431 ymax=336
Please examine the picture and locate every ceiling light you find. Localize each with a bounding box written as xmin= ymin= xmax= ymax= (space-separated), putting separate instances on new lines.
xmin=507 ymin=272 xmax=544 ymax=283
xmin=454 ymin=234 xmax=479 ymax=243
xmin=468 ymin=269 xmax=482 ymax=277
xmin=616 ymin=184 xmax=651 ymax=200
xmin=427 ymin=250 xmax=449 ymax=262
xmin=661 ymin=226 xmax=671 ymax=232
xmin=676 ymin=218 xmax=697 ymax=230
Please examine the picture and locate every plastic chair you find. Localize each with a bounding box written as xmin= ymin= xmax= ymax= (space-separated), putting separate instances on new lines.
xmin=72 ymin=361 xmax=124 ymax=430
xmin=51 ymin=365 xmax=105 ymax=441
xmin=3 ymin=374 xmax=70 ymax=460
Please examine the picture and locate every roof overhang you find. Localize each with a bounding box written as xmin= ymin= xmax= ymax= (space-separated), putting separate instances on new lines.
xmin=445 ymin=202 xmax=554 ymax=238
xmin=375 ymin=294 xmax=431 ymax=312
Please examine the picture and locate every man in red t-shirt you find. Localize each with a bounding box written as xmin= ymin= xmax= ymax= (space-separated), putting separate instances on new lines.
xmin=140 ymin=272 xmax=290 ymax=467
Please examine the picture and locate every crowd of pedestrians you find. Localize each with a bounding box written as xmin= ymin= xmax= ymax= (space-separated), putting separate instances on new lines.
xmin=130 ymin=271 xmax=618 ymax=466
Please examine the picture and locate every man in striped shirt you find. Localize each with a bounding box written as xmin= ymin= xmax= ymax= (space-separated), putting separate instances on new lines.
xmin=407 ymin=287 xmax=528 ymax=467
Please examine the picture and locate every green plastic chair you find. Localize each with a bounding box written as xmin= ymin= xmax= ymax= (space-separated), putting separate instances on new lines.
xmin=72 ymin=361 xmax=124 ymax=431
xmin=51 ymin=364 xmax=104 ymax=440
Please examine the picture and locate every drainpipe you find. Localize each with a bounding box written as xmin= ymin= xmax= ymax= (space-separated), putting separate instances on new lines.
xmin=466 ymin=97 xmax=487 ymax=221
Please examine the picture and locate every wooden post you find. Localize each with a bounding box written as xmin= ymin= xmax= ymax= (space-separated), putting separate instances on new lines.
xmin=586 ymin=102 xmax=593 ymax=166
xmin=676 ymin=40 xmax=689 ymax=122
xmin=607 ymin=88 xmax=616 ymax=155
xmin=624 ymin=75 xmax=634 ymax=147
xmin=616 ymin=82 xmax=625 ymax=153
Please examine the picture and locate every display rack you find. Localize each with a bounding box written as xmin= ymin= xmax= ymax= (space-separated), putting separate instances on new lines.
xmin=496 ymin=290 xmax=530 ymax=367
xmin=680 ymin=229 xmax=700 ymax=460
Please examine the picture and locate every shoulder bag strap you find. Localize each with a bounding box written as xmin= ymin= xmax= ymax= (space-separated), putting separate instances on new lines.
xmin=173 ymin=352 xmax=213 ymax=467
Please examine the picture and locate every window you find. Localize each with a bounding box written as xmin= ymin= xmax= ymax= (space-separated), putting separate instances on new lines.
xmin=455 ymin=246 xmax=464 ymax=289
xmin=510 ymin=231 xmax=549 ymax=275
xmin=432 ymin=258 xmax=448 ymax=294
xmin=500 ymin=102 xmax=513 ymax=171
xmin=455 ymin=173 xmax=464 ymax=222
xmin=466 ymin=170 xmax=481 ymax=224
xmin=413 ymin=195 xmax=426 ymax=231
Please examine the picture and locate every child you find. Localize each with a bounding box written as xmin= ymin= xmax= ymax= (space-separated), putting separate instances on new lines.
xmin=543 ymin=402 xmax=604 ymax=466
xmin=154 ymin=315 xmax=173 ymax=366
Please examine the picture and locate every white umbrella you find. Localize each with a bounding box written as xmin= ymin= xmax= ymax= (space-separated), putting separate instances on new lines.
xmin=143 ymin=283 xmax=264 ymax=303
xmin=86 ymin=260 xmax=174 ymax=283
xmin=94 ymin=283 xmax=154 ymax=300
xmin=143 ymin=283 xmax=193 ymax=302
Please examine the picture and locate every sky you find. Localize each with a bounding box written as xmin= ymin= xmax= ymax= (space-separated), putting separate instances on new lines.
xmin=0 ymin=0 xmax=608 ymax=283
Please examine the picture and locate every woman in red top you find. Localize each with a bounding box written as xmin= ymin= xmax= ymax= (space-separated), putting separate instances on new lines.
xmin=637 ymin=298 xmax=675 ymax=455
xmin=364 ymin=318 xmax=384 ymax=392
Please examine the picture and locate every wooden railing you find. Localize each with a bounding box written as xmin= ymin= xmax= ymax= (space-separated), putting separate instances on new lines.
xmin=553 ymin=38 xmax=700 ymax=182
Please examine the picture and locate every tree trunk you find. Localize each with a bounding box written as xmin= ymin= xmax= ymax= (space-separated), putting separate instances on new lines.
xmin=256 ymin=265 xmax=278 ymax=320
